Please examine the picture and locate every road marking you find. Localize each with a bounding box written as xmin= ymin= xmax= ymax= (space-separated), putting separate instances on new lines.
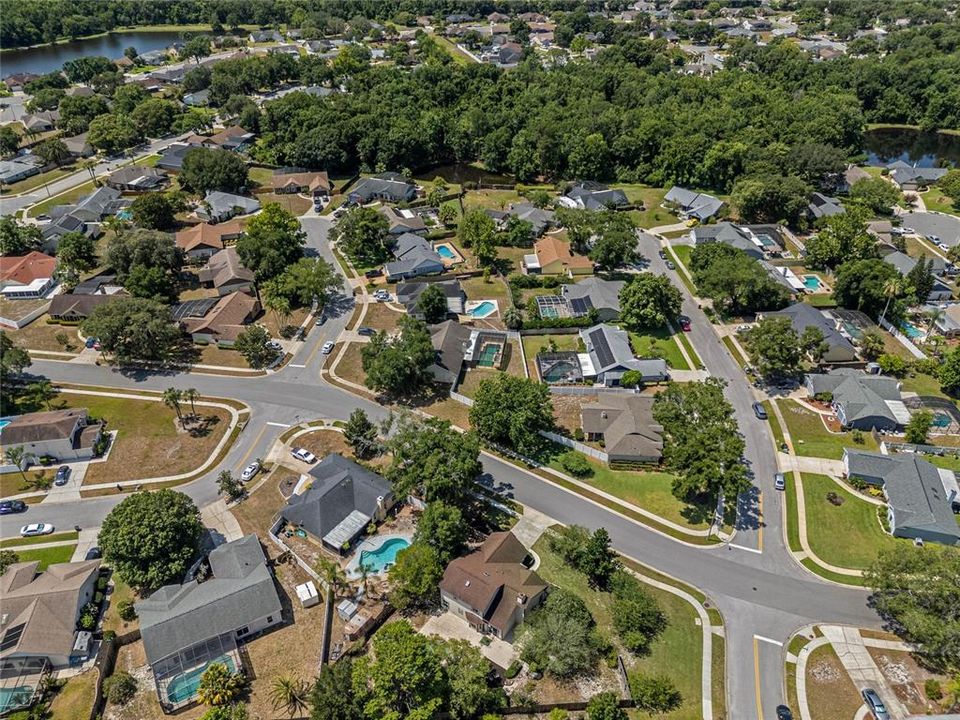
xmin=265 ymin=422 xmax=289 ymax=428
xmin=288 ymin=363 xmax=307 ymax=368
xmin=754 ymin=634 xmax=784 ymax=647
xmin=753 ymin=636 xmax=764 ymax=720
xmin=728 ymin=543 xmax=762 ymax=554
xmin=235 ymin=423 xmax=267 ymax=471
xmin=303 ymin=336 xmax=324 ymax=367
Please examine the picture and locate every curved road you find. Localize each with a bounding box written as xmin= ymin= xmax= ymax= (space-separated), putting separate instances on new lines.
xmin=1 ymin=219 xmax=882 ymax=718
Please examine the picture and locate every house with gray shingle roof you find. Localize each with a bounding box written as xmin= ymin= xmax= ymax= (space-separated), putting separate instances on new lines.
xmin=844 ymin=450 xmax=960 ymax=546
xmin=691 ymin=222 xmax=783 ymax=260
xmin=581 ymin=394 xmax=663 ymax=464
xmin=384 ymin=233 xmax=445 ymax=281
xmin=579 ymin=324 xmax=668 ymax=386
xmin=197 ymin=192 xmax=260 ymax=223
xmin=349 ymin=172 xmax=418 ymax=204
xmin=807 ymin=192 xmax=845 ymax=220
xmin=765 ymin=303 xmax=858 ymax=364
xmin=428 ymin=319 xmax=472 ymax=384
xmin=886 ymin=161 xmax=948 ymax=191
xmin=805 ymin=369 xmax=909 ymax=431
xmin=881 ymin=251 xmax=953 ymax=302
xmin=664 ymin=186 xmax=724 ymax=221
xmin=396 ymin=279 xmax=465 ymax=318
xmin=561 ymin=182 xmax=629 ymax=211
xmin=561 ymin=277 xmax=625 ymax=322
xmin=486 ymin=203 xmax=556 ymax=237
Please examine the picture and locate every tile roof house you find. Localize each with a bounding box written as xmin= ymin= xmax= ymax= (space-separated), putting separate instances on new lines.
xmin=439 ymin=531 xmax=547 ymax=640
xmin=807 ymin=192 xmax=845 ymax=220
xmin=379 ymin=205 xmax=428 ymax=235
xmin=561 ymin=277 xmax=625 ymax=322
xmin=0 ymin=252 xmax=57 ymax=299
xmin=581 ymin=395 xmax=664 ymax=464
xmin=182 ymin=290 xmax=260 ymax=346
xmin=765 ymin=303 xmax=858 ymax=364
xmin=384 ymin=233 xmax=445 ymax=281
xmin=805 ymin=369 xmax=909 ymax=431
xmin=176 ymin=221 xmax=244 ymax=261
xmin=523 ymin=236 xmax=593 ymax=276
xmin=664 ymin=186 xmax=724 ymax=221
xmin=882 ymin=251 xmax=953 ymax=302
xmin=844 ymin=450 xmax=960 ymax=546
xmin=0 ymin=559 xmax=101 ymax=669
xmin=886 ymin=161 xmax=949 ymax=191
xmin=579 ymin=324 xmax=669 ymax=386
xmin=428 ymin=319 xmax=473 ymax=384
xmin=197 ymin=192 xmax=260 ymax=223
xmin=270 ymin=170 xmax=331 ymax=197
xmin=136 ymin=535 xmax=283 ymax=710
xmin=349 ymin=172 xmax=418 ymax=204
xmin=561 ymin=181 xmax=629 ymax=211
xmin=0 ymin=408 xmax=102 ymax=463
xmin=198 ymin=247 xmax=255 ymax=295
xmin=281 ymin=454 xmax=396 ymax=553
xmin=396 ymin=279 xmax=466 ymax=318
xmin=106 ymin=165 xmax=169 ymax=192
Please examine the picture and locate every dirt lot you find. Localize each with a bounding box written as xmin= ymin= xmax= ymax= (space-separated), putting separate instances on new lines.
xmin=551 ymin=393 xmax=599 ymax=436
xmin=867 ymin=648 xmax=949 ymax=715
xmin=805 ymin=644 xmax=864 ymax=720
xmin=358 ymin=301 xmax=404 ymax=331
xmin=6 ymin=315 xmax=82 ymax=353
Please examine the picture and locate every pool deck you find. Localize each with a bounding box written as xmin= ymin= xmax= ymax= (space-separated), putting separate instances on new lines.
xmin=345 ymin=532 xmax=413 ymax=578
xmin=464 ymin=299 xmax=499 ymax=319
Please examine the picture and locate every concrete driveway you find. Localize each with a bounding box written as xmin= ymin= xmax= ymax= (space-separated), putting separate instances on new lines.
xmin=421 ymin=613 xmax=518 ymax=669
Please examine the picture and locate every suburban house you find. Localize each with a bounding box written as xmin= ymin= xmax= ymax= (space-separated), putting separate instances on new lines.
xmin=40 ymin=213 xmax=95 ymax=253
xmin=0 ymin=252 xmax=57 ymax=300
xmin=379 ymin=205 xmax=428 ymax=235
xmin=886 ymin=161 xmax=948 ymax=191
xmin=202 ymin=125 xmax=256 ymax=152
xmin=3 ymin=73 xmax=39 ymax=91
xmin=561 ymin=181 xmax=629 ymax=211
xmin=881 ymin=251 xmax=953 ymax=302
xmin=196 ymin=192 xmax=260 ymax=223
xmin=176 ymin=221 xmax=244 ymax=262
xmin=523 ymin=235 xmax=593 ymax=276
xmin=106 ymin=165 xmax=169 ymax=192
xmin=0 ymin=559 xmax=101 ymax=689
xmin=397 ymin=279 xmax=466 ymax=318
xmin=664 ymin=186 xmax=724 ymax=221
xmin=439 ymin=531 xmax=547 ymax=640
xmin=0 ymin=158 xmax=42 ymax=185
xmin=764 ymin=303 xmax=858 ymax=364
xmin=807 ymin=192 xmax=845 ymax=220
xmin=20 ymin=111 xmax=58 ymax=133
xmin=349 ymin=172 xmax=418 ymax=204
xmin=690 ymin=222 xmax=783 ymax=259
xmin=844 ymin=450 xmax=960 ymax=546
xmin=249 ymin=29 xmax=284 ymax=43
xmin=486 ymin=203 xmax=556 ymax=237
xmin=560 ymin=277 xmax=625 ymax=322
xmin=579 ymin=324 xmax=669 ymax=386
xmin=155 ymin=143 xmax=202 ymax=171
xmin=931 ymin=303 xmax=960 ymax=338
xmin=136 ymin=535 xmax=283 ymax=711
xmin=62 ymin=132 xmax=94 ymax=158
xmin=182 ymin=89 xmax=210 ymax=107
xmin=805 ymin=369 xmax=909 ymax=431
xmin=384 ymin=233 xmax=445 ymax=281
xmin=198 ymin=247 xmax=255 ymax=295
xmin=51 ymin=186 xmax=127 ymax=223
xmin=428 ymin=320 xmax=473 ymax=384
xmin=48 ymin=293 xmax=122 ymax=322
xmin=581 ymin=395 xmax=664 ymax=464
xmin=182 ymin=291 xmax=259 ymax=346
xmin=0 ymin=408 xmax=102 ymax=463
xmin=270 ymin=170 xmax=331 ymax=198
xmin=280 ymin=454 xmax=396 ymax=554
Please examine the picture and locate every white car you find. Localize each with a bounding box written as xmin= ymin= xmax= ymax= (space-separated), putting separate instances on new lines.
xmin=291 ymin=447 xmax=317 ymax=464
xmin=265 ymin=340 xmax=283 ymax=351
xmin=373 ymin=290 xmax=391 ymax=302
xmin=240 ymin=461 xmax=261 ymax=482
xmin=321 ymin=341 xmax=335 ymax=354
xmin=20 ymin=523 xmax=54 ymax=537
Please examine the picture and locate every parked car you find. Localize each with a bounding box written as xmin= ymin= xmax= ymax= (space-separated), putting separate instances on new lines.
xmin=0 ymin=500 xmax=27 ymax=515
xmin=373 ymin=290 xmax=391 ymax=302
xmin=54 ymin=465 xmax=70 ymax=486
xmin=679 ymin=316 xmax=691 ymax=331
xmin=861 ymin=689 xmax=889 ymax=720
xmin=315 ymin=315 xmax=325 ymax=326
xmin=85 ymin=546 xmax=102 ymax=560
xmin=291 ymin=447 xmax=317 ymax=464
xmin=736 ymin=324 xmax=751 ymax=334
xmin=265 ymin=340 xmax=283 ymax=352
xmin=774 ymin=473 xmax=786 ymax=491
xmin=85 ymin=336 xmax=98 ymax=348
xmin=240 ymin=461 xmax=261 ymax=482
xmin=20 ymin=523 xmax=54 ymax=537
xmin=364 ymin=269 xmax=383 ymax=278
xmin=775 ymin=706 xmax=793 ymax=720
xmin=665 ymin=260 xmax=676 ymax=270
xmin=357 ymin=326 xmax=376 ymax=336
xmin=752 ymin=402 xmax=768 ymax=420
xmin=321 ymin=341 xmax=335 ymax=354
xmin=658 ymin=250 xmax=667 ymax=260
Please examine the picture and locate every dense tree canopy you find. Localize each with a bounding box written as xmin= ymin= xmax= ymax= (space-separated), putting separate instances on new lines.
xmin=361 ymin=316 xmax=435 ymax=396
xmin=470 ymin=374 xmax=554 ymax=454
xmin=330 ymin=206 xmax=390 ymax=266
xmin=619 ymin=273 xmax=683 ymax=330
xmin=81 ymin=297 xmax=182 ymax=363
xmin=236 ymin=203 xmax=307 ymax=281
xmin=689 ymin=243 xmax=790 ymax=316
xmin=180 ymin=147 xmax=249 ymax=195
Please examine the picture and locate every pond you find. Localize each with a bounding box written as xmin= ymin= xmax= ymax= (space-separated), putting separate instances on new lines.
xmin=416 ymin=162 xmax=514 ymax=187
xmin=864 ymin=128 xmax=960 ymax=168
xmin=1 ymin=30 xmax=199 ymax=78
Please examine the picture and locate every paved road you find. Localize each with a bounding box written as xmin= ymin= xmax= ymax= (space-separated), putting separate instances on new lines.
xmin=0 ymin=218 xmax=882 ymax=718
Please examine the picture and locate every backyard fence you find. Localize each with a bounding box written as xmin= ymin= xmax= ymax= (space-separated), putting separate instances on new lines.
xmin=881 ymin=441 xmax=960 ymax=459
xmin=449 ymin=390 xmax=474 ymax=406
xmin=539 ymin=430 xmax=609 ymax=462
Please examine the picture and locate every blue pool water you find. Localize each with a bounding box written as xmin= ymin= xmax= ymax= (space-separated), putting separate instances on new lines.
xmin=0 ymin=686 xmax=33 ymax=714
xmin=116 ymin=209 xmax=133 ymax=220
xmin=469 ymin=301 xmax=496 ymax=318
xmin=802 ymin=275 xmax=824 ymax=291
xmin=358 ymin=537 xmax=410 ymax=574
xmin=166 ymin=655 xmax=236 ymax=705
xmin=436 ymin=245 xmax=456 ymax=259
xmin=0 ymin=419 xmax=10 ymax=431
xmin=900 ymin=321 xmax=922 ymax=339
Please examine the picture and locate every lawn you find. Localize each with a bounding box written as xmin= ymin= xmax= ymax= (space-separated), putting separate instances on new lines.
xmin=197 ymin=344 xmax=254 ymax=369
xmin=532 ymin=536 xmax=703 ymax=719
xmin=8 ymin=316 xmax=83 ymax=353
xmin=617 ymin=184 xmax=680 ymax=228
xmin=357 ymin=302 xmax=404 ymax=331
xmin=56 ymin=392 xmax=232 ymax=486
xmin=233 ymin=466 xmax=303 ymax=538
xmin=674 ymin=329 xmax=701 ymax=368
xmin=48 ymin=668 xmax=97 ymax=720
xmin=248 ymin=166 xmax=274 ymax=188
xmin=775 ymin=400 xmax=878 ymax=459
xmin=0 ymin=469 xmax=54 ymax=499
xmin=920 ymin=188 xmax=957 ymax=215
xmin=456 ymin=339 xmax=527 ymax=397
xmin=522 ymin=333 xmax=582 ymax=378
xmin=258 ymin=191 xmax=312 ymax=215
xmin=721 ymin=335 xmax=747 ymax=367
xmin=0 ymin=164 xmax=76 ymax=196
xmin=458 ymin=188 xmax=523 ymax=211
xmin=494 ymin=245 xmax=530 ymax=274
xmin=102 ymin=577 xmax=138 ymax=635
xmin=15 ymin=544 xmax=76 ymax=569
xmin=900 ymin=370 xmax=952 ymax=401
xmin=801 ymin=473 xmax=900 ymax=570
xmin=628 ymin=327 xmax=690 ymax=370
xmin=671 ymin=243 xmax=693 ymax=267
xmin=805 ymin=643 xmax=864 ymax=720
xmin=929 ymin=454 xmax=960 ymax=472
xmin=0 ymin=531 xmax=79 ymax=548
xmin=460 ymin=274 xmax=511 ymax=302
xmin=429 ymin=33 xmax=474 ymax=65
xmin=27 ymin=179 xmax=96 ymax=218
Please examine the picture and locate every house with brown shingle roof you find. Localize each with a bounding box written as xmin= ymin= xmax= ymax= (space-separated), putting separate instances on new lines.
xmin=581 ymin=395 xmax=664 ymax=464
xmin=182 ymin=291 xmax=260 ymax=346
xmin=523 ymin=236 xmax=593 ymax=277
xmin=0 ymin=408 xmax=102 ymax=464
xmin=197 ymin=246 xmax=254 ymax=295
xmin=270 ymin=170 xmax=331 ymax=197
xmin=175 ymin=221 xmax=244 ymax=261
xmin=439 ymin=531 xmax=547 ymax=640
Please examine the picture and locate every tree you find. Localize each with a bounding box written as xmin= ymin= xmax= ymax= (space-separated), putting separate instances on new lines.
xmin=689 ymin=244 xmax=789 ymax=315
xmin=833 ymin=259 xmax=903 ymax=321
xmin=314 ymin=556 xmax=348 ymax=603
xmin=416 ymin=284 xmax=448 ymax=324
xmin=653 ymin=378 xmax=748 ymax=505
xmin=63 ymin=55 xmax=115 ymax=83
xmin=388 ymin=541 xmax=444 ymax=610
xmin=104 ymin=671 xmax=138 ymax=705
xmin=98 ymin=489 xmax=203 ymax=590
xmin=940 ymin=346 xmax=960 ymax=397
xmin=630 ymin=674 xmax=683 ymax=714
xmin=56 ymin=231 xmax=97 ymax=277
xmin=263 ymin=291 xmax=291 ymax=332
xmin=906 ymin=255 xmax=935 ymax=304
xmin=586 ymin=692 xmax=627 ymax=720
xmin=859 ymin=330 xmax=885 ymax=361
xmin=0 ymin=550 xmax=20 ymax=575
xmin=81 ymin=298 xmax=182 ymax=364
xmin=270 ymin=676 xmax=310 ymax=718
xmin=4 ymin=446 xmax=28 ymax=483
xmin=217 ymin=470 xmax=244 ymax=501
xmin=800 ymin=325 xmax=829 ymax=364
xmin=310 ymin=657 xmax=362 ymax=720
xmin=743 ymin=317 xmax=803 ymax=380
xmin=582 ymin=527 xmax=620 ymax=590
xmin=125 ymin=263 xmax=177 ymax=302
xmin=197 ymin=662 xmax=246 ymax=707
xmin=499 ymin=216 xmax=534 ymax=248
xmin=266 ymin=257 xmax=342 ymax=308
xmin=88 ymin=113 xmax=142 ymax=155
xmin=361 ymin=316 xmax=436 ymax=396
xmin=329 ymin=206 xmax=390 ymax=266
xmin=236 ymin=204 xmax=306 ymax=282
xmin=26 ymin=379 xmax=57 ymax=410
xmin=179 ymin=147 xmax=249 ymax=195
xmin=130 ymin=192 xmax=179 ymax=232
xmin=183 ymin=35 xmax=212 ymax=64
xmin=131 ymin=98 xmax=179 ymax=137
xmin=106 ymin=228 xmax=182 ymax=279
xmin=732 ymin=173 xmax=812 ymax=225
xmin=904 ymin=409 xmax=933 ymax=445
xmin=0 ymin=216 xmax=42 ymax=255
xmin=344 ymin=408 xmax=378 ymax=459
xmin=611 ymin=572 xmax=667 ymax=654
xmin=470 ymin=374 xmax=554 ymax=455
xmin=619 ymin=273 xmax=683 ymax=329
xmin=58 ymin=94 xmax=109 ymax=135
xmin=865 ymin=545 xmax=960 ymax=672
xmin=785 ymin=142 xmax=847 ymax=190
xmin=458 ymin=209 xmax=497 ymax=267
xmin=34 ymin=137 xmax=69 ymax=167
xmin=183 ymin=388 xmax=200 ymax=418
xmin=0 ymin=125 xmax=19 ymax=157
xmin=805 ymin=211 xmax=877 ymax=270
xmin=520 ymin=601 xmax=601 ymax=678
xmin=234 ymin=325 xmax=277 ymax=369
xmin=849 ymin=177 xmax=902 ymax=215
xmin=112 ymin=83 xmax=149 ymax=114
xmin=415 ymin=501 xmax=467 ymax=563
xmin=440 ymin=639 xmax=506 ymax=720
xmin=588 ymin=213 xmax=638 ymax=270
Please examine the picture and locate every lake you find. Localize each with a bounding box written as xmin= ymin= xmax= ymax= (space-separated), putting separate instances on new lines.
xmin=1 ymin=30 xmax=197 ymax=77
xmin=865 ymin=128 xmax=960 ymax=168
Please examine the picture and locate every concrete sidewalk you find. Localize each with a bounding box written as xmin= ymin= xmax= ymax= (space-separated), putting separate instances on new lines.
xmin=820 ymin=625 xmax=910 ymax=719
xmin=776 ymin=453 xmax=846 ymax=478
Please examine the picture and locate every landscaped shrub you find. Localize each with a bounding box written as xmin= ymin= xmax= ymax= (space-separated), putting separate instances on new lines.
xmin=96 ymin=576 xmax=108 ymax=591
xmin=117 ymin=599 xmax=137 ymax=622
xmin=559 ymin=451 xmax=593 ymax=478
xmin=609 ymin=570 xmax=667 ymax=655
xmin=848 ymin=476 xmax=868 ymax=491
xmin=851 ymin=429 xmax=865 ymax=444
xmin=573 ymin=427 xmax=585 ymax=441
xmin=78 ymin=612 xmax=96 ymax=631
xmin=924 ymin=678 xmax=943 ymax=700
xmin=104 ymin=671 xmax=137 ymax=705
xmin=94 ymin=591 xmax=104 ymax=605
xmin=505 ymin=660 xmax=522 ymax=679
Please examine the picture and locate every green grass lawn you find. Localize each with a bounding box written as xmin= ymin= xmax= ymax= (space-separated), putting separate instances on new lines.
xmin=27 ymin=179 xmax=96 ymax=217
xmin=429 ymin=34 xmax=473 ymax=65
xmin=801 ymin=473 xmax=900 ymax=570
xmin=0 ymin=531 xmax=79 ymax=548
xmin=775 ymin=400 xmax=878 ymax=459
xmin=671 ymin=244 xmax=693 ymax=267
xmin=48 ymin=669 xmax=98 ymax=720
xmin=521 ymin=333 xmax=581 ymax=358
xmin=14 ymin=544 xmax=77 ymax=569
xmin=763 ymin=401 xmax=787 ymax=451
xmin=618 ymin=185 xmax=679 ymax=228
xmin=628 ymin=327 xmax=690 ymax=370
xmin=900 ymin=371 xmax=951 ymax=401
xmin=532 ymin=536 xmax=703 ymax=719
xmin=460 ymin=275 xmax=510 ymax=302
xmin=721 ymin=336 xmax=747 ymax=367
xmin=920 ymin=188 xmax=957 ymax=214
xmin=674 ymin=329 xmax=701 ymax=368
xmin=0 ymin=165 xmax=76 ymax=195
xmin=929 ymin=454 xmax=960 ymax=472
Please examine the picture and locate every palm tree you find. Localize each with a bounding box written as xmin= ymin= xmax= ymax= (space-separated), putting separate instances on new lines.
xmin=358 ymin=562 xmax=374 ymax=600
xmin=26 ymin=379 xmax=56 ymax=410
xmin=264 ymin=289 xmax=291 ymax=332
xmin=102 ymin=214 xmax=130 ymax=239
xmin=162 ymin=387 xmax=183 ymax=424
xmin=878 ymin=277 xmax=905 ymax=327
xmin=4 ymin=446 xmax=28 ymax=483
xmin=183 ymin=388 xmax=200 ymax=420
xmin=269 ymin=675 xmax=309 ymax=718
xmin=314 ymin=556 xmax=347 ymax=603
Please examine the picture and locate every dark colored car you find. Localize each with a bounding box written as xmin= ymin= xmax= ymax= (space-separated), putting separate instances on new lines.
xmin=55 ymin=465 xmax=70 ymax=486
xmin=752 ymin=402 xmax=768 ymax=420
xmin=0 ymin=500 xmax=27 ymax=514
xmin=658 ymin=250 xmax=667 ymax=260
xmin=775 ymin=706 xmax=793 ymax=720
xmin=357 ymin=326 xmax=376 ymax=336
xmin=364 ymin=269 xmax=383 ymax=279
xmin=678 ymin=316 xmax=691 ymax=331
xmin=85 ymin=547 xmax=102 ymax=561
xmin=665 ymin=260 xmax=676 ymax=270
xmin=861 ymin=689 xmax=890 ymax=720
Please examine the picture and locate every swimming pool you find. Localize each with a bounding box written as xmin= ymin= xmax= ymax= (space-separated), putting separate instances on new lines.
xmin=357 ymin=537 xmax=410 ymax=574
xmin=900 ymin=320 xmax=923 ymax=339
xmin=436 ymin=245 xmax=455 ymax=259
xmin=468 ymin=301 xmax=497 ymax=318
xmin=802 ymin=275 xmax=825 ymax=291
xmin=116 ymin=209 xmax=133 ymax=221
xmin=477 ymin=342 xmax=502 ymax=367
xmin=166 ymin=655 xmax=236 ymax=705
xmin=0 ymin=686 xmax=34 ymax=714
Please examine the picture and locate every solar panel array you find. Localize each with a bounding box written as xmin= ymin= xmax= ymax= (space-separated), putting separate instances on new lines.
xmin=569 ymin=296 xmax=594 ymax=317
xmin=171 ymin=298 xmax=218 ymax=321
xmin=0 ymin=624 xmax=25 ymax=652
xmin=589 ymin=328 xmax=615 ymax=369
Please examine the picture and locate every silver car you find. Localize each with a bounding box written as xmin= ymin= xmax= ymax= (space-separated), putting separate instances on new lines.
xmin=240 ymin=461 xmax=261 ymax=482
xmin=861 ymin=689 xmax=889 ymax=720
xmin=20 ymin=523 xmax=54 ymax=537
xmin=774 ymin=473 xmax=786 ymax=491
